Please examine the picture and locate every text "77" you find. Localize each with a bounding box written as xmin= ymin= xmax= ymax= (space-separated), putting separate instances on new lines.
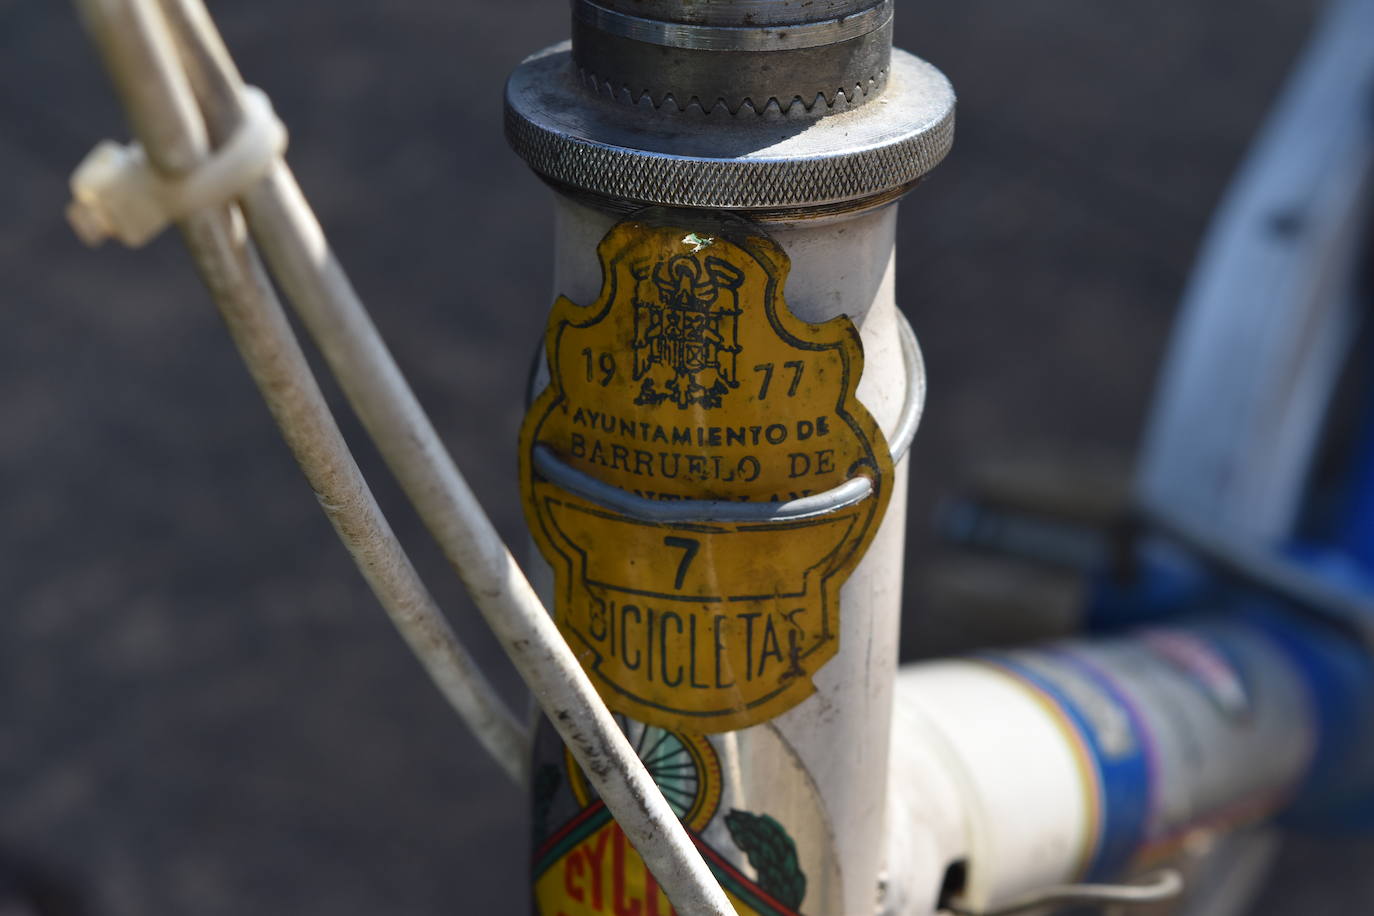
xmin=754 ymin=361 xmax=804 ymax=399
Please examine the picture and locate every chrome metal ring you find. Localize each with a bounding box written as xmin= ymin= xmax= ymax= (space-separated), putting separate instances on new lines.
xmin=533 ymin=444 xmax=874 ymax=524
xmin=573 ymin=0 xmax=892 ymax=52
xmin=890 ymin=309 xmax=925 ymax=464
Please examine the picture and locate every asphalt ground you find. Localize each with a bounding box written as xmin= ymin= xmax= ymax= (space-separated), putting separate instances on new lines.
xmin=2 ymin=0 xmax=1369 ymax=913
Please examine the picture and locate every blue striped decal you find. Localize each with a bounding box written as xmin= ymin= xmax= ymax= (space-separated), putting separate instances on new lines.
xmin=979 ymin=650 xmax=1152 ymax=880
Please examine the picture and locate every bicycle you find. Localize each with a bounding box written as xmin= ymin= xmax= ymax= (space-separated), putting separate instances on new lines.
xmin=13 ymin=0 xmax=1374 ymax=911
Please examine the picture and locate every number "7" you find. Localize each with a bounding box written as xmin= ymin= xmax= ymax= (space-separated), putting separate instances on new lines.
xmin=663 ymin=536 xmax=700 ymax=590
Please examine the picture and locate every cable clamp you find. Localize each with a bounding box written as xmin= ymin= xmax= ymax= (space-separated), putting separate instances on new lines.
xmin=67 ymin=85 xmax=286 ymax=248
xmin=945 ymin=868 xmax=1184 ymax=915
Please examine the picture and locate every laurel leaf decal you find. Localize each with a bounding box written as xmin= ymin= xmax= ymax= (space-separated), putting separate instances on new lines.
xmin=724 ymin=809 xmax=807 ymax=910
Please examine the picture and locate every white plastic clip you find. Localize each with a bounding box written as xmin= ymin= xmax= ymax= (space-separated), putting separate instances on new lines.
xmin=67 ymin=86 xmax=287 ymax=248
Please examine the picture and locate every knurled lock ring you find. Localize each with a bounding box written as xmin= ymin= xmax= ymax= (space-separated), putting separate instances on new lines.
xmin=505 ymin=44 xmax=956 ymax=212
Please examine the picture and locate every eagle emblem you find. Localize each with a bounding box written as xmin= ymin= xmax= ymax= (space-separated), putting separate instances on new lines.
xmin=631 ymin=253 xmax=744 ymax=409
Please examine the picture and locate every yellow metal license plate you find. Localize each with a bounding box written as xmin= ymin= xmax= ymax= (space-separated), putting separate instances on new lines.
xmin=520 ymin=214 xmax=892 ymax=733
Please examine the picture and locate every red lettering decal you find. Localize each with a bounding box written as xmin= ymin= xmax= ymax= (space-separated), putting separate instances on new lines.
xmin=564 ymin=849 xmax=586 ymax=903
xmin=585 ymin=827 xmax=612 ymax=909
xmin=612 ymin=825 xmax=643 ymax=916
xmin=645 ymin=866 xmax=677 ymax=916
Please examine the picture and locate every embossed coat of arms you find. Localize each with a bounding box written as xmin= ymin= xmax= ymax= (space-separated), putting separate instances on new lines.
xmin=632 ymin=254 xmax=743 ymax=410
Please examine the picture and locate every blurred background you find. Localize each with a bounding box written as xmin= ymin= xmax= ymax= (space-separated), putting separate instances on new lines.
xmin=2 ymin=0 xmax=1363 ymax=912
